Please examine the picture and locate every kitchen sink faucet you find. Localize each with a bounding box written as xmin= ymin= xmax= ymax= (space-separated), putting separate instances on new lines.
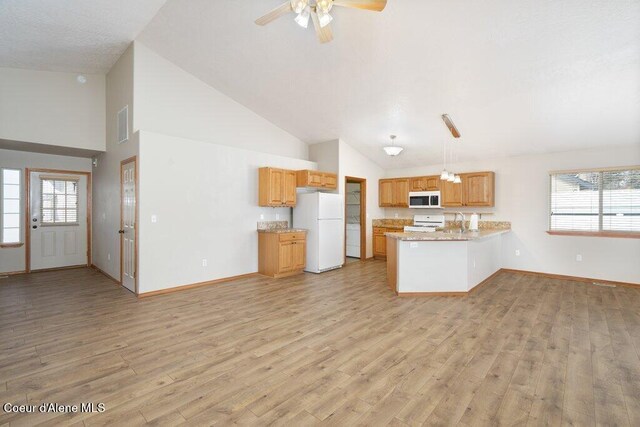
xmin=455 ymin=212 xmax=466 ymax=233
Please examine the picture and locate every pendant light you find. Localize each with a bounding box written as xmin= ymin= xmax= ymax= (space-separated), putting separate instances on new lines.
xmin=383 ymin=135 xmax=403 ymax=156
xmin=453 ymin=175 xmax=462 ymax=184
xmin=440 ymin=141 xmax=449 ymax=180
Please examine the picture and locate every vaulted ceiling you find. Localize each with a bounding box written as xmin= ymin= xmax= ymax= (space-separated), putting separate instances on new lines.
xmin=3 ymin=0 xmax=639 ymax=168
xmin=0 ymin=0 xmax=168 ymax=73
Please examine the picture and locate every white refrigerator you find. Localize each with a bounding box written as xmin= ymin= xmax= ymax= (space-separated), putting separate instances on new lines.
xmin=293 ymin=192 xmax=344 ymax=273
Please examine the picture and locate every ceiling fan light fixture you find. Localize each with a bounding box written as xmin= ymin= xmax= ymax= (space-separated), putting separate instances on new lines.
xmin=291 ymin=0 xmax=309 ymax=14
xmin=316 ymin=0 xmax=333 ymax=13
xmin=294 ymin=5 xmax=311 ymax=27
xmin=317 ymin=9 xmax=333 ymax=27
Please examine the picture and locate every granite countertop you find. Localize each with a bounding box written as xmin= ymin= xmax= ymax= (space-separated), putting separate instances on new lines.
xmin=257 ymin=228 xmax=308 ymax=234
xmin=385 ymin=228 xmax=510 ymax=241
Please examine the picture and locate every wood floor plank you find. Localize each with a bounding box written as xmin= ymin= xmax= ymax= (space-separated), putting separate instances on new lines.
xmin=1 ymin=264 xmax=639 ymax=426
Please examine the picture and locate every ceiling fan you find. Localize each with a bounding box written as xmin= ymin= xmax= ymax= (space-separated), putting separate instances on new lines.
xmin=255 ymin=0 xmax=387 ymax=43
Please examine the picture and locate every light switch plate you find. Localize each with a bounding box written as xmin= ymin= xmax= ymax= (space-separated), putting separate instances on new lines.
xmin=151 ymin=215 xmax=157 ymax=223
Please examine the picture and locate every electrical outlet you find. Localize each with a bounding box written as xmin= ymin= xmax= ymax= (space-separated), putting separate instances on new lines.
xmin=410 ymin=242 xmax=418 ymax=248
xmin=151 ymin=214 xmax=157 ymax=223
xmin=515 ymin=249 xmax=520 ymax=256
xmin=107 ymin=253 xmax=111 ymax=261
xmin=260 ymin=214 xmax=264 ymax=220
xmin=202 ymin=259 xmax=208 ymax=267
xmin=394 ymin=213 xmax=399 ymax=218
xmin=276 ymin=213 xmax=280 ymax=220
xmin=576 ymin=254 xmax=582 ymax=262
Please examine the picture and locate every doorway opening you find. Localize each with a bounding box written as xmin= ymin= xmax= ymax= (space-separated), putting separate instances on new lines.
xmin=344 ymin=176 xmax=366 ymax=263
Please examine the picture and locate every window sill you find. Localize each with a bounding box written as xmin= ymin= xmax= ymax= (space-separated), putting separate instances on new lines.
xmin=0 ymin=243 xmax=24 ymax=248
xmin=547 ymin=230 xmax=640 ymax=239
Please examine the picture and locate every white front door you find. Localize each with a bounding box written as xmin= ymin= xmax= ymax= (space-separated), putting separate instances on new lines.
xmin=30 ymin=171 xmax=88 ymax=270
xmin=121 ymin=160 xmax=136 ymax=293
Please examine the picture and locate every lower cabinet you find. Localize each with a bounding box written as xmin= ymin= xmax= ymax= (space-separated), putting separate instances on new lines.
xmin=373 ymin=226 xmax=403 ymax=259
xmin=258 ymin=231 xmax=306 ymax=278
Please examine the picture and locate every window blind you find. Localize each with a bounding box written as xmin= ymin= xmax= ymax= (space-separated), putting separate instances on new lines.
xmin=40 ymin=178 xmax=78 ymax=225
xmin=550 ymin=167 xmax=640 ymax=233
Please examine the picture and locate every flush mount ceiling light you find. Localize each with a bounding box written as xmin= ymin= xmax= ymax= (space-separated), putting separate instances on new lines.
xmin=255 ymin=0 xmax=387 ymax=44
xmin=383 ymin=135 xmax=403 ymax=156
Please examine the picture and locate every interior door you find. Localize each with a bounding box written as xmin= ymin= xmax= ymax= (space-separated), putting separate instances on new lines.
xmin=121 ymin=159 xmax=136 ymax=292
xmin=30 ymin=171 xmax=88 ymax=270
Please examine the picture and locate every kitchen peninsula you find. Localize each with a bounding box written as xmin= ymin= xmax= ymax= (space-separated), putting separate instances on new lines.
xmin=386 ymin=226 xmax=510 ymax=296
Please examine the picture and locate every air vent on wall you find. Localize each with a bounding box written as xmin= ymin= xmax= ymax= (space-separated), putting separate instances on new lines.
xmin=117 ymin=106 xmax=129 ymax=144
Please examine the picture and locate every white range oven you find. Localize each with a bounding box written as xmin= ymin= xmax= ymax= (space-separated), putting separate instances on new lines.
xmin=408 ymin=191 xmax=441 ymax=209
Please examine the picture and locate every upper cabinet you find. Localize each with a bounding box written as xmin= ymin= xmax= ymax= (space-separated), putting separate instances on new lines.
xmin=379 ymin=178 xmax=409 ymax=207
xmin=409 ymin=176 xmax=440 ymax=192
xmin=463 ymin=171 xmax=495 ymax=207
xmin=296 ymin=170 xmax=338 ymax=190
xmin=259 ymin=167 xmax=297 ymax=207
xmin=380 ymin=171 xmax=495 ymax=208
xmin=441 ymin=171 xmax=495 ymax=207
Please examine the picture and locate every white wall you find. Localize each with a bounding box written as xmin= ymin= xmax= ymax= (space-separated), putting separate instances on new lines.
xmin=385 ymin=145 xmax=640 ymax=284
xmin=0 ymin=67 xmax=105 ymax=151
xmin=133 ymin=42 xmax=308 ymax=160
xmin=92 ymin=44 xmax=138 ymax=282
xmin=0 ymin=148 xmax=91 ymax=274
xmin=137 ymin=131 xmax=316 ymax=293
xmin=309 ymin=139 xmax=385 ymax=258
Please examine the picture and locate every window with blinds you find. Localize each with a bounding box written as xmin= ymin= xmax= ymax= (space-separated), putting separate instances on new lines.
xmin=40 ymin=178 xmax=79 ymax=225
xmin=550 ymin=167 xmax=640 ymax=234
xmin=2 ymin=168 xmax=21 ymax=243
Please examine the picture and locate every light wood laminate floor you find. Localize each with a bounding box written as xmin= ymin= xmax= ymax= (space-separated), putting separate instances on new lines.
xmin=1 ymin=262 xmax=640 ymax=426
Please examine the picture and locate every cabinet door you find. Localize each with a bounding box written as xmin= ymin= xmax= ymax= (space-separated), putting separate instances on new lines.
xmin=292 ymin=241 xmax=306 ymax=270
xmin=374 ymin=233 xmax=387 ymax=256
xmin=393 ymin=179 xmax=409 ymax=207
xmin=425 ymin=176 xmax=440 ymax=191
xmin=441 ymin=179 xmax=463 ymax=207
xmin=409 ymin=177 xmax=426 ymax=191
xmin=307 ymin=171 xmax=324 ymax=187
xmin=283 ymin=171 xmax=297 ymax=206
xmin=322 ymin=173 xmax=337 ymax=189
xmin=278 ymin=242 xmax=294 ymax=272
xmin=464 ymin=172 xmax=494 ymax=206
xmin=269 ymin=169 xmax=284 ymax=205
xmin=379 ymin=180 xmax=394 ymax=207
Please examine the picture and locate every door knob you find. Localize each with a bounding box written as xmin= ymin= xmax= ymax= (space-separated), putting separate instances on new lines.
xmin=32 ymin=225 xmax=37 ymax=229
xmin=118 ymin=230 xmax=125 ymax=234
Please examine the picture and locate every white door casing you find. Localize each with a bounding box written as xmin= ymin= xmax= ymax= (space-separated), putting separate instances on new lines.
xmin=121 ymin=160 xmax=136 ymax=293
xmin=29 ymin=171 xmax=88 ymax=270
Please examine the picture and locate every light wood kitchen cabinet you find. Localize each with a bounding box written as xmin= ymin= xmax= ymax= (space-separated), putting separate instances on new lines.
xmin=463 ymin=172 xmax=495 ymax=206
xmin=379 ymin=178 xmax=409 ymax=207
xmin=373 ymin=227 xmax=387 ymax=258
xmin=409 ymin=176 xmax=440 ymax=192
xmin=296 ymin=170 xmax=338 ymax=190
xmin=441 ymin=171 xmax=495 ymax=207
xmin=259 ymin=167 xmax=297 ymax=207
xmin=441 ymin=178 xmax=464 ymax=207
xmin=258 ymin=231 xmax=306 ymax=278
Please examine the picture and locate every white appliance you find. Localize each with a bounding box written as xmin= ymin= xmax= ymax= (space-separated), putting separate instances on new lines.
xmin=293 ymin=192 xmax=344 ymax=273
xmin=404 ymin=214 xmax=446 ymax=232
xmin=346 ymin=223 xmax=360 ymax=258
xmin=408 ymin=191 xmax=442 ymax=209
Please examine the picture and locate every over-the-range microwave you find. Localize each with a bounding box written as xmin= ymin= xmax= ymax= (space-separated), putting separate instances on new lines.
xmin=408 ymin=191 xmax=442 ymax=209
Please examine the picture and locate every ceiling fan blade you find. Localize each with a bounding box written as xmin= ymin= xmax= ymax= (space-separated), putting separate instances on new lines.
xmin=255 ymin=1 xmax=292 ymax=26
xmin=332 ymin=0 xmax=387 ymax=12
xmin=311 ymin=12 xmax=333 ymax=43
